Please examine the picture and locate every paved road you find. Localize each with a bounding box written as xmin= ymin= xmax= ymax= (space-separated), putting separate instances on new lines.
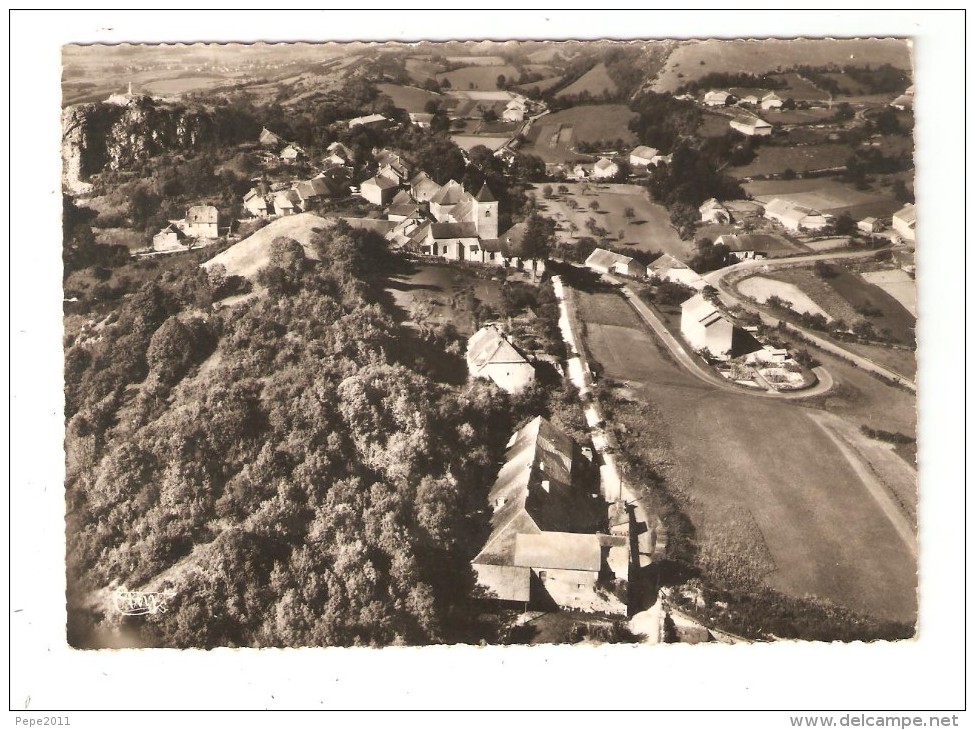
xmin=602 ymin=273 xmax=835 ymax=400
xmin=706 ymin=253 xmax=917 ymax=392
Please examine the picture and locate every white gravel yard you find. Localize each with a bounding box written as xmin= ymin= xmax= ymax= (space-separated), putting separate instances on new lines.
xmin=738 ymin=275 xmax=833 ymax=321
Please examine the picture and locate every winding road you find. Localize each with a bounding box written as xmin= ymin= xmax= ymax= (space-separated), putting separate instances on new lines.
xmin=705 ymin=251 xmax=917 ymax=392
xmin=603 ymin=272 xmax=835 ymax=400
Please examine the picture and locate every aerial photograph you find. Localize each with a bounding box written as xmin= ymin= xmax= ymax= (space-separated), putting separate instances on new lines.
xmin=61 ymin=35 xmax=919 ymax=649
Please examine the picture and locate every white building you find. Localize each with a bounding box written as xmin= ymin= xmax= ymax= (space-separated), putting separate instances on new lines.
xmin=704 ymin=90 xmax=732 ymax=107
xmin=763 ymin=198 xmax=831 ymax=233
xmin=699 ymin=198 xmax=731 ymax=224
xmin=466 ymin=325 xmax=536 ymax=394
xmin=730 ymin=115 xmax=772 ymax=137
xmin=585 ymin=248 xmax=647 ymax=279
xmin=680 ymin=293 xmax=734 ymax=359
xmin=629 ymin=145 xmax=659 ymax=169
xmin=592 ymin=157 xmax=619 ymax=179
xmin=892 ymin=203 xmax=916 ymax=243
xmin=761 ymin=92 xmax=784 ymax=110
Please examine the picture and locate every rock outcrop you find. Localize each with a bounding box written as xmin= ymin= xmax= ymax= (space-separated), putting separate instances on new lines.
xmin=62 ymin=97 xmax=216 ymax=194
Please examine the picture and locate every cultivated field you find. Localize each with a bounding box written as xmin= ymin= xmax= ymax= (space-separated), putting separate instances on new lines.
xmin=738 ymin=275 xmax=833 ymax=319
xmin=514 ymin=75 xmax=565 ymax=95
xmin=522 ymin=104 xmax=638 ymax=163
xmin=731 ymin=143 xmax=853 ymax=178
xmin=556 ymin=62 xmax=618 ymax=98
xmin=654 ymin=38 xmax=912 ymax=92
xmin=405 ymin=57 xmax=444 ymax=84
xmin=573 ymin=286 xmax=917 ymax=623
xmin=760 ymin=262 xmax=915 ymax=343
xmin=377 ymin=83 xmax=443 ymax=113
xmin=765 ymin=107 xmax=838 ymax=125
xmin=436 ymin=64 xmax=519 ymax=91
xmin=860 ymin=269 xmax=917 ymax=317
xmin=744 ymin=178 xmax=902 ymax=220
xmin=450 ymin=135 xmax=511 ymax=152
xmin=538 ymin=182 xmax=692 ymax=260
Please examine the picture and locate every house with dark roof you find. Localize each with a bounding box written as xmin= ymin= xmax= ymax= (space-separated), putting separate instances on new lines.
xmin=466 ymin=325 xmax=536 ymax=394
xmin=472 ymin=417 xmax=625 ymax=613
xmin=186 ymin=205 xmax=220 ymax=239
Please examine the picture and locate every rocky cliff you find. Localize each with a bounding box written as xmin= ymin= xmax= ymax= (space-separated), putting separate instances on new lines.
xmin=62 ymin=97 xmax=217 ymax=194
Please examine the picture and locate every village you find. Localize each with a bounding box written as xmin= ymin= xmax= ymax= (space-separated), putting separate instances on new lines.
xmin=60 ymin=38 xmax=919 ymax=647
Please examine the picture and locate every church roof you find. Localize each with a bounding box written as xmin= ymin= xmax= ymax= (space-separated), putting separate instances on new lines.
xmin=476 ymin=183 xmax=497 ymax=202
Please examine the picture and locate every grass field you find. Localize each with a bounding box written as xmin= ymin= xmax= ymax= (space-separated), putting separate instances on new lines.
xmin=698 ymin=111 xmax=733 ymax=138
xmin=202 ymin=213 xmax=329 ymax=282
xmin=764 ymin=107 xmax=838 ymax=125
xmin=860 ymin=269 xmax=917 ymax=317
xmin=573 ymin=285 xmax=917 ymax=623
xmin=732 ymin=143 xmax=853 ymax=178
xmin=436 ymin=64 xmax=519 ymax=91
xmin=522 ymin=104 xmax=638 ymax=163
xmin=514 ymin=75 xmax=565 ymax=94
xmin=655 ymin=38 xmax=912 ymax=92
xmin=774 ymin=72 xmax=831 ymax=101
xmin=538 ymin=182 xmax=692 ymax=260
xmin=744 ymin=178 xmax=902 ymax=220
xmin=738 ymin=275 xmax=832 ymax=319
xmin=556 ymin=62 xmax=618 ymax=98
xmin=377 ymin=83 xmax=442 ymax=113
xmin=382 ymin=261 xmax=502 ymax=338
xmin=405 ymin=57 xmax=444 ymax=84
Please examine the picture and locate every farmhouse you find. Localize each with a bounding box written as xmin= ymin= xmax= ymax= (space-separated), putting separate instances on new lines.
xmin=704 ymin=90 xmax=732 ymax=107
xmin=258 ymin=127 xmax=282 ymax=148
xmin=471 ymin=416 xmax=622 ymax=614
xmin=293 ymin=177 xmax=331 ymax=210
xmin=279 ymin=145 xmax=305 ymax=163
xmin=764 ymin=198 xmax=831 ymax=232
xmin=408 ymin=112 xmax=434 ymax=129
xmin=714 ymin=234 xmax=768 ymax=261
xmin=152 ymin=223 xmax=188 ymax=252
xmin=680 ymin=293 xmax=734 ymax=359
xmin=858 ymin=217 xmax=882 ymax=234
xmin=502 ymin=97 xmax=527 ymax=122
xmin=323 ymin=141 xmax=354 ymax=167
xmin=761 ymin=92 xmax=784 ymax=110
xmin=346 ymin=113 xmax=389 ymax=129
xmin=730 ymin=89 xmax=760 ymax=106
xmin=730 ymin=115 xmax=772 ymax=137
xmin=466 ymin=325 xmax=536 ymax=394
xmin=629 ymin=145 xmax=660 ymax=169
xmin=584 ymin=248 xmax=647 ymax=279
xmin=242 ymin=187 xmax=269 ymax=218
xmin=360 ymin=174 xmax=400 ymax=206
xmin=647 ymin=253 xmax=708 ymax=291
xmin=892 ymin=203 xmax=916 ymax=243
xmin=407 ymin=171 xmax=441 ymax=203
xmin=185 ymin=205 xmax=219 ymax=239
xmin=272 ymin=190 xmax=298 ymax=216
xmin=592 ymin=157 xmax=620 ymax=180
xmin=699 ymin=198 xmax=731 ymax=224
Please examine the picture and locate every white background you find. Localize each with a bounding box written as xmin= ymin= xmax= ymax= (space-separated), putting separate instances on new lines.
xmin=6 ymin=8 xmax=968 ymax=722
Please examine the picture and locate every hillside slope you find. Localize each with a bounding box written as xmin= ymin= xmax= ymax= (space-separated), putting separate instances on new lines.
xmin=203 ymin=213 xmax=332 ymax=280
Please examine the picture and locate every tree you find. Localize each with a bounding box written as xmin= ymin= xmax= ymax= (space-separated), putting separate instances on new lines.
xmin=482 ymin=108 xmax=498 ymax=123
xmin=520 ymin=212 xmax=557 ymax=261
xmin=782 ymin=168 xmax=797 ymax=181
xmin=496 ymin=74 xmax=506 ymax=90
xmin=423 ymin=99 xmax=440 ymax=115
xmin=589 ymin=200 xmax=600 ymax=212
xmin=624 ymin=206 xmax=635 ymax=219
xmin=542 ymin=184 xmax=554 ymax=199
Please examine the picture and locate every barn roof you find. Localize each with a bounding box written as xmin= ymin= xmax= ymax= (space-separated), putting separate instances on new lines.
xmin=514 ymin=532 xmax=602 ymax=573
xmin=187 ymin=205 xmax=218 ymax=224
